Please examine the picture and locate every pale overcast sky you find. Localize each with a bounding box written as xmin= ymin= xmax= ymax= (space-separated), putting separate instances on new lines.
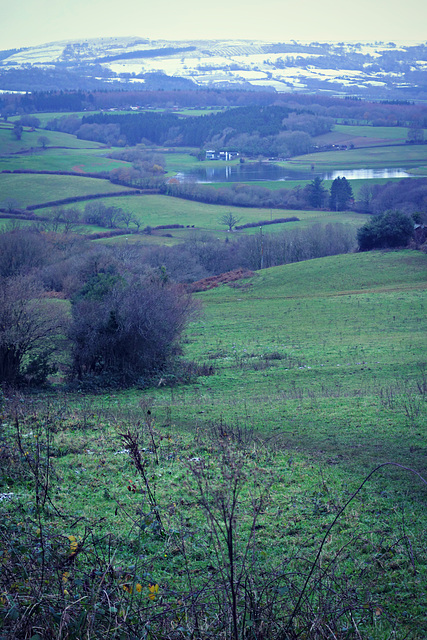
xmin=2 ymin=0 xmax=427 ymax=50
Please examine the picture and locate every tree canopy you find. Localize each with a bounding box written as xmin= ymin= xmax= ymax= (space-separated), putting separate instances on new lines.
xmin=329 ymin=177 xmax=353 ymax=211
xmin=357 ymin=210 xmax=414 ymax=251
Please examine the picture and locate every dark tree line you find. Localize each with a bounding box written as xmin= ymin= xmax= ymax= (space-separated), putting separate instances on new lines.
xmin=133 ymin=223 xmax=358 ymax=281
xmin=2 ymin=88 xmax=427 ymax=125
xmin=45 ymin=106 xmax=332 ymax=155
xmin=163 ymin=177 xmax=427 ymax=216
xmin=78 ymin=106 xmax=297 ymax=148
xmin=163 ymin=181 xmax=312 ymax=210
xmin=163 ymin=176 xmax=351 ymax=211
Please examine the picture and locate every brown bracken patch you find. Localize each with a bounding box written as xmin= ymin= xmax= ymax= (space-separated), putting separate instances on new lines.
xmin=186 ymin=268 xmax=255 ymax=293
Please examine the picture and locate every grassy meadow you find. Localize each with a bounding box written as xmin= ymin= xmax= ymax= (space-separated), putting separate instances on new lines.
xmin=1 ymin=250 xmax=427 ymax=639
xmin=0 ymin=148 xmax=130 ymax=174
xmin=46 ymin=193 xmax=366 ymax=233
xmin=0 ymin=172 xmax=135 ymax=208
xmin=317 ymin=124 xmax=415 ymax=147
xmin=0 ymin=123 xmax=104 ymax=153
xmin=8 ymin=108 xmax=226 ymax=127
xmin=287 ymin=145 xmax=427 ymax=172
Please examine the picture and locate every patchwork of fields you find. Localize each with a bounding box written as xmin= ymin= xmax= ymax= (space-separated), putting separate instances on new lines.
xmin=1 ymin=110 xmax=427 ymax=639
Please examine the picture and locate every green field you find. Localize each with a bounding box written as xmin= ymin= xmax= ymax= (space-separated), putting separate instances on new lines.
xmin=314 ymin=124 xmax=415 ymax=148
xmin=0 ymin=173 xmax=135 ymax=207
xmin=8 ymin=107 xmax=226 ymax=127
xmin=334 ymin=124 xmax=417 ymax=140
xmin=47 ymin=193 xmax=365 ymax=233
xmin=287 ymin=144 xmax=427 ymax=171
xmin=0 ymin=148 xmax=130 ymax=173
xmin=2 ymin=250 xmax=426 ymax=639
xmin=0 ymin=123 xmax=104 ymax=154
xmin=183 ymin=250 xmax=427 ymax=395
xmin=0 ymin=217 xmax=34 ymax=230
xmin=9 ymin=111 xmax=98 ymax=126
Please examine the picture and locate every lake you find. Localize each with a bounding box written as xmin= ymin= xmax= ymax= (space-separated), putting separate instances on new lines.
xmin=175 ymin=163 xmax=413 ymax=184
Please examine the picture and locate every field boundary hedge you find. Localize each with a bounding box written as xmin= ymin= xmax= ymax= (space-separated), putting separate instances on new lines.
xmin=26 ymin=189 xmax=159 ymax=211
xmin=2 ymin=169 xmax=109 ymax=179
xmin=0 ymin=210 xmax=40 ymax=220
xmin=235 ymin=217 xmax=300 ymax=229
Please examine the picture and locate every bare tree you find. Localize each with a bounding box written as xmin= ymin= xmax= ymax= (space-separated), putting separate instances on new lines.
xmin=218 ymin=212 xmax=242 ymax=232
xmin=118 ymin=210 xmax=139 ymax=230
xmin=0 ymin=275 xmax=68 ymax=385
xmin=48 ymin=207 xmax=81 ymax=234
xmin=83 ymin=202 xmax=123 ymax=229
xmin=407 ymin=121 xmax=424 ymax=143
xmin=37 ymin=135 xmax=50 ymax=149
xmin=0 ymin=229 xmax=50 ymax=277
xmin=1 ymin=197 xmax=22 ymax=213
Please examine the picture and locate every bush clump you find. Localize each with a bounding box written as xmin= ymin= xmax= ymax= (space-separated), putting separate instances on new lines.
xmin=357 ymin=210 xmax=414 ymax=251
xmin=69 ymin=273 xmax=198 ymax=386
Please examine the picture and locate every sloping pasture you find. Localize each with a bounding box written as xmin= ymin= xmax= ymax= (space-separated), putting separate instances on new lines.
xmin=0 ymin=148 xmax=129 ymax=173
xmin=0 ymin=172 xmax=135 ymax=208
xmin=47 ymin=193 xmax=366 ymax=234
xmin=1 ymin=250 xmax=426 ymax=638
xmin=315 ymin=124 xmax=414 ymax=148
xmin=0 ymin=123 xmax=104 ymax=154
xmin=288 ymin=143 xmax=427 ymax=171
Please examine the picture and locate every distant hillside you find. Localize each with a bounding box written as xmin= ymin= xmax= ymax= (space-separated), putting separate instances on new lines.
xmin=0 ymin=37 xmax=426 ymax=99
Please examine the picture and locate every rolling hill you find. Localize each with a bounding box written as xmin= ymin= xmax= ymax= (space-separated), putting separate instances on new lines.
xmin=1 ymin=37 xmax=427 ymax=98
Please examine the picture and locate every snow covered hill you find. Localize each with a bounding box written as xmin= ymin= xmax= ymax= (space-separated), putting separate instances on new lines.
xmin=1 ymin=37 xmax=426 ymax=98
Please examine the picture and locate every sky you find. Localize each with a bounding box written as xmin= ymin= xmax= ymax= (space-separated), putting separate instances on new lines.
xmin=2 ymin=0 xmax=427 ymax=50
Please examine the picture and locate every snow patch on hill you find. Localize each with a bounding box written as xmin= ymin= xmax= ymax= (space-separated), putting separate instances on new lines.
xmin=1 ymin=37 xmax=426 ymax=97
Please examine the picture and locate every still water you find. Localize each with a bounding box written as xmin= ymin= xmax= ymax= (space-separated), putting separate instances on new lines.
xmin=175 ymin=164 xmax=412 ymax=183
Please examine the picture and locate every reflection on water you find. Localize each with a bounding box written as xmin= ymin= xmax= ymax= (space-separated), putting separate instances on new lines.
xmin=176 ymin=163 xmax=412 ymax=184
xmin=328 ymin=168 xmax=412 ymax=180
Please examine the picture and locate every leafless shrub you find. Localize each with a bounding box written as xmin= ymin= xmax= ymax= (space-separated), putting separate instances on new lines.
xmin=378 ymin=372 xmax=426 ymax=427
xmin=185 ymin=439 xmax=275 ymax=640
xmin=0 ymin=275 xmax=69 ymax=385
xmin=2 ymin=400 xmax=427 ymax=640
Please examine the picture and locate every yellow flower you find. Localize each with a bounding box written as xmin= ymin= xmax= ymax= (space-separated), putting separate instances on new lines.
xmin=135 ymin=583 xmax=143 ymax=593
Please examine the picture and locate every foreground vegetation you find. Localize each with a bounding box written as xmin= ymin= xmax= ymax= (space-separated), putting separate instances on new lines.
xmin=1 ymin=251 xmax=427 ymax=639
